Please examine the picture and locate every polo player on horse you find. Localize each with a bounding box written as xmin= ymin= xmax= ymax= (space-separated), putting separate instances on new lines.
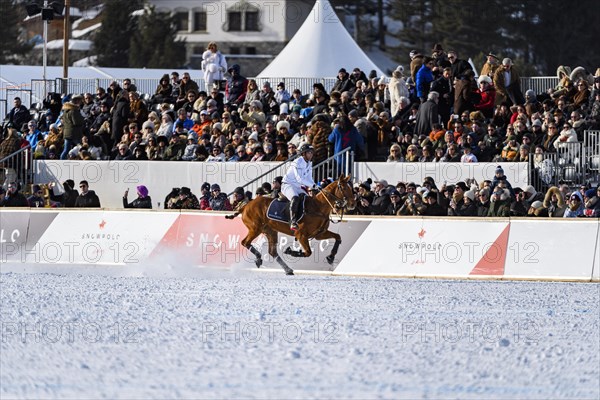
xmin=281 ymin=144 xmax=319 ymax=231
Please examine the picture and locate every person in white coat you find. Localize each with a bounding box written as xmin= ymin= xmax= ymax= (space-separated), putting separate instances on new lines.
xmin=201 ymin=42 xmax=228 ymax=93
xmin=281 ymin=144 xmax=318 ymax=230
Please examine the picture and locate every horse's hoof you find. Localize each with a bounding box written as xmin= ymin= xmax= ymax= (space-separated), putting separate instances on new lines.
xmin=284 ymin=247 xmax=292 ymax=255
xmin=285 ymin=269 xmax=295 ymax=276
xmin=255 ymin=259 xmax=263 ymax=268
xmin=326 ymin=255 xmax=335 ymax=265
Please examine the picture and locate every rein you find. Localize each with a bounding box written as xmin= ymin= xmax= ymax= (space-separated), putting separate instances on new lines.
xmin=317 ymin=182 xmax=348 ymax=223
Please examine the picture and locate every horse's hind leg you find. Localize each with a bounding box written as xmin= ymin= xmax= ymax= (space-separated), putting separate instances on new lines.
xmin=314 ymin=230 xmax=342 ymax=265
xmin=265 ymin=229 xmax=294 ymax=276
xmin=241 ymin=229 xmax=263 ymax=268
xmin=284 ymin=234 xmax=313 ymax=258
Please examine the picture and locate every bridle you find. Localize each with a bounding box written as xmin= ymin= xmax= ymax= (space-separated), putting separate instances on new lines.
xmin=318 ymin=181 xmax=352 ymax=223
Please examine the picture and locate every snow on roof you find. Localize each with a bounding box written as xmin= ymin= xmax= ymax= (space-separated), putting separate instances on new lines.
xmin=34 ymin=39 xmax=93 ymax=51
xmin=72 ymin=23 xmax=101 ymax=39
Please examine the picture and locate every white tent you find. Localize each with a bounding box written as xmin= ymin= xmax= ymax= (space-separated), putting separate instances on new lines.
xmin=258 ymin=0 xmax=383 ymax=78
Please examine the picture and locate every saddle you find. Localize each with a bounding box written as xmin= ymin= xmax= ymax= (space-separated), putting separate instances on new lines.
xmin=266 ymin=195 xmax=306 ymax=223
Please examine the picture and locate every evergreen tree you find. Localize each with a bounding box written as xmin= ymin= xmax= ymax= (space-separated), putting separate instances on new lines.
xmin=388 ymin=0 xmax=436 ymax=63
xmin=0 ymin=0 xmax=33 ymax=63
xmin=128 ymin=6 xmax=186 ymax=69
xmin=387 ymin=0 xmax=600 ymax=75
xmin=93 ymin=0 xmax=142 ymax=67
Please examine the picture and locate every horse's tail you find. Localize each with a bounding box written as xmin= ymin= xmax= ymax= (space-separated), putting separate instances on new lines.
xmin=225 ymin=202 xmax=247 ymax=219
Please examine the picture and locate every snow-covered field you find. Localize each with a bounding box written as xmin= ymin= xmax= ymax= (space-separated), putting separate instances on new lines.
xmin=1 ymin=264 xmax=598 ymax=399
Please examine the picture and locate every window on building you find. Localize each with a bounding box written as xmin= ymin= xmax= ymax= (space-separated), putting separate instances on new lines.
xmin=246 ymin=47 xmax=256 ymax=55
xmin=175 ymin=11 xmax=189 ymax=32
xmin=230 ymin=47 xmax=240 ymax=55
xmin=193 ymin=11 xmax=207 ymax=32
xmin=225 ymin=3 xmax=261 ymax=32
xmin=227 ymin=11 xmax=242 ymax=31
xmin=245 ymin=11 xmax=259 ymax=31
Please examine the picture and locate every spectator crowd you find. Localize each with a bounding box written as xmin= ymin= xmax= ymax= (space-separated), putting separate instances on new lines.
xmin=1 ymin=42 xmax=599 ymax=216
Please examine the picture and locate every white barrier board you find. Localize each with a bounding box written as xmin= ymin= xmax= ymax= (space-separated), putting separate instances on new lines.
xmin=503 ymin=219 xmax=599 ymax=280
xmin=335 ymin=218 xmax=510 ymax=278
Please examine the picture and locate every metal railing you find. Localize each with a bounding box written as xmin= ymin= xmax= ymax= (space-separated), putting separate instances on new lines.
xmin=312 ymin=147 xmax=354 ymax=182
xmin=0 ymin=146 xmax=33 ymax=192
xmin=520 ymin=77 xmax=559 ymax=94
xmin=0 ymin=76 xmax=561 ymax=107
xmin=227 ymin=147 xmax=354 ymax=197
xmin=584 ymin=130 xmax=600 ymax=185
xmin=529 ymin=130 xmax=600 ymax=191
xmin=0 ymin=99 xmax=7 ymax=122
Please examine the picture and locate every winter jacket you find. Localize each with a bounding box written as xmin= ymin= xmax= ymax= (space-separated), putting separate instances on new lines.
xmin=0 ymin=191 xmax=29 ymax=207
xmin=487 ymin=199 xmax=510 ymax=217
xmin=123 ymin=196 xmax=152 ymax=209
xmin=74 ymin=190 xmax=101 ymax=208
xmin=208 ymin=193 xmax=233 ymax=211
xmin=49 ymin=184 xmax=79 ymax=207
xmin=61 ymin=102 xmax=85 ymax=141
xmin=416 ymin=64 xmax=434 ymax=100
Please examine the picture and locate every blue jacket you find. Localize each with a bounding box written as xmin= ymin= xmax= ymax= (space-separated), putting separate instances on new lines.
xmin=328 ymin=125 xmax=365 ymax=164
xmin=416 ymin=64 xmax=434 ymax=99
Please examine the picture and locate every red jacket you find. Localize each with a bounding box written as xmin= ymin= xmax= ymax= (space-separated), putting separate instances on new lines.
xmin=474 ymin=87 xmax=496 ymax=118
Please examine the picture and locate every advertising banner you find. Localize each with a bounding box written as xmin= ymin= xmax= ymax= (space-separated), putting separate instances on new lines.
xmin=335 ymin=218 xmax=510 ymax=277
xmin=24 ymin=210 xmax=178 ymax=265
xmin=505 ymin=219 xmax=599 ymax=280
xmin=150 ymin=213 xmax=371 ymax=272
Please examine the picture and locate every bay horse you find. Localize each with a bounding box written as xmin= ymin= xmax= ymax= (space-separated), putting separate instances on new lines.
xmin=225 ymin=175 xmax=356 ymax=275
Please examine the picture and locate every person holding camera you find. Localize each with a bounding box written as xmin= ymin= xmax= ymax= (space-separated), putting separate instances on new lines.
xmin=48 ymin=179 xmax=78 ymax=207
xmin=0 ymin=182 xmax=28 ymax=207
xmin=123 ymin=185 xmax=152 ymax=209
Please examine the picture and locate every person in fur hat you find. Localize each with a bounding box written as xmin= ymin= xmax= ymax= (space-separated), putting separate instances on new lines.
xmin=487 ymin=187 xmax=511 ymax=217
xmin=553 ymin=121 xmax=578 ymax=150
xmin=543 ymin=186 xmax=567 ymax=217
xmin=473 ymin=75 xmax=496 ymax=119
xmin=563 ymin=191 xmax=584 ymax=217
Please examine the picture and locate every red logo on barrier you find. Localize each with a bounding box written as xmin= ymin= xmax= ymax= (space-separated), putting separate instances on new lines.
xmin=151 ymin=214 xmax=248 ymax=266
xmin=99 ymin=219 xmax=107 ymax=229
xmin=418 ymin=228 xmax=426 ymax=239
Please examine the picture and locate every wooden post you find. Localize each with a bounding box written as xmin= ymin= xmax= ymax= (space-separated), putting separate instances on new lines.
xmin=62 ymin=0 xmax=71 ymax=94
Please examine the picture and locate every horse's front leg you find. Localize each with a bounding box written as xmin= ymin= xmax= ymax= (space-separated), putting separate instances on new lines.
xmin=313 ymin=230 xmax=342 ymax=265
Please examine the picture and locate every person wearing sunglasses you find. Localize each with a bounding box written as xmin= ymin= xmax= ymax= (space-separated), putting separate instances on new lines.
xmin=74 ymin=180 xmax=101 ymax=208
xmin=0 ymin=181 xmax=29 ymax=207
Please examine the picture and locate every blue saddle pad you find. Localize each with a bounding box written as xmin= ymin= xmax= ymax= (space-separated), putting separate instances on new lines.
xmin=266 ymin=197 xmax=305 ymax=223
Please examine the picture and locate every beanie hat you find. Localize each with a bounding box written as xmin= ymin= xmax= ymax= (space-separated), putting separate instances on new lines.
xmin=530 ymin=200 xmax=543 ymax=210
xmin=464 ymin=190 xmax=476 ymax=201
xmin=137 ymin=185 xmax=148 ymax=198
